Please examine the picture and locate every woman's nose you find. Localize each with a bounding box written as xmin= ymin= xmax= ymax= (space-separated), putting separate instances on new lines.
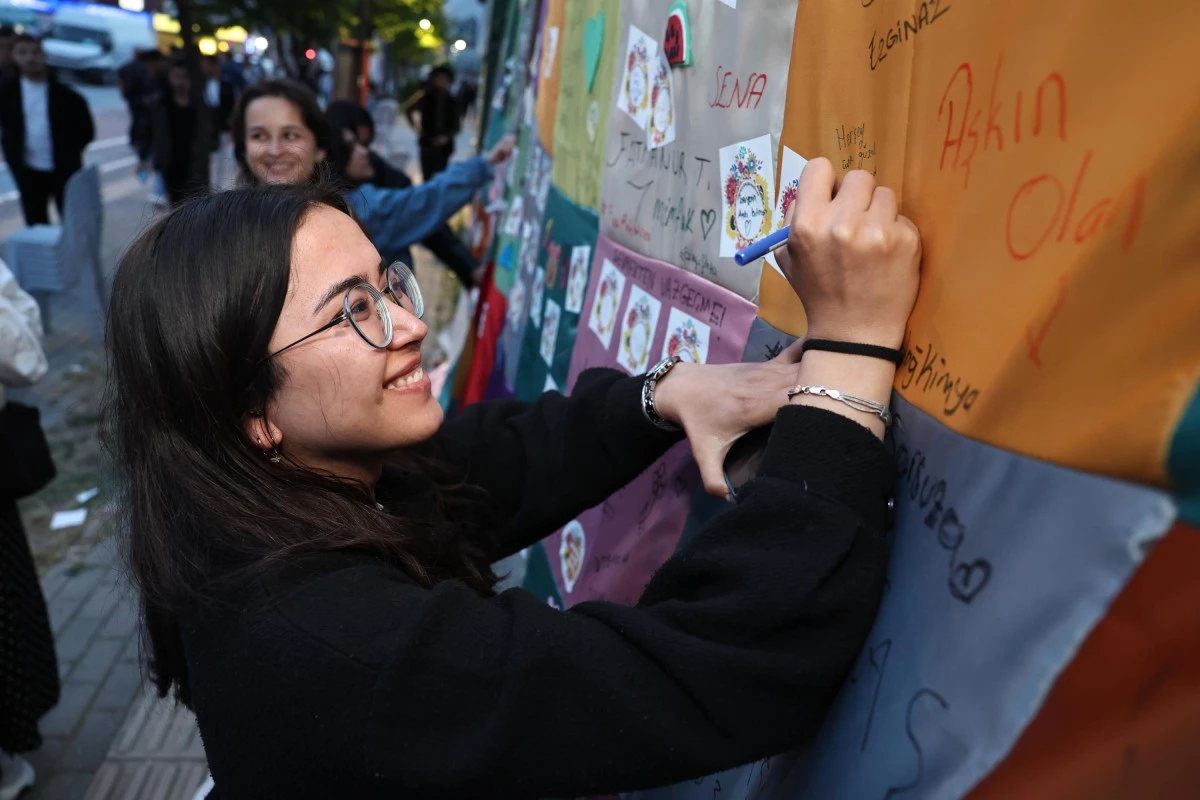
xmin=386 ymin=301 xmax=427 ymax=349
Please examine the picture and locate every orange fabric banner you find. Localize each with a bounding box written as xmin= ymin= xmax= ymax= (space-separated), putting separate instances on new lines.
xmin=760 ymin=0 xmax=1200 ymax=487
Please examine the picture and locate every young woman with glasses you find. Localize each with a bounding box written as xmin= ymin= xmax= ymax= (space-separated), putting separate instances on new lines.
xmin=104 ymin=159 xmax=920 ymax=798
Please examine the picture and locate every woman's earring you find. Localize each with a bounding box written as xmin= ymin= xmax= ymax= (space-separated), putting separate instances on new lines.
xmin=268 ymin=448 xmax=282 ymax=464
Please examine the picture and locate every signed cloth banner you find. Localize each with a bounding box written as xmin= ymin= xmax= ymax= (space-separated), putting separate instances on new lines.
xmin=500 ymin=135 xmax=554 ymax=390
xmin=771 ymin=0 xmax=1200 ymax=490
xmin=513 ymin=185 xmax=600 ymax=400
xmin=597 ymin=0 xmax=799 ymax=301
xmin=551 ymin=0 xmax=621 ymax=212
xmin=530 ymin=234 xmax=755 ymax=605
xmin=633 ymin=352 xmax=1176 ymax=800
xmin=686 ymin=0 xmax=1200 ymax=792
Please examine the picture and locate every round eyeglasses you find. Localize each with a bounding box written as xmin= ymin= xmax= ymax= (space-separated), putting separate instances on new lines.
xmin=263 ymin=262 xmax=424 ymax=362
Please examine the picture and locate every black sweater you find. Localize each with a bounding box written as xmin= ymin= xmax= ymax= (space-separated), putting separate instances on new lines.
xmin=182 ymin=369 xmax=893 ymax=799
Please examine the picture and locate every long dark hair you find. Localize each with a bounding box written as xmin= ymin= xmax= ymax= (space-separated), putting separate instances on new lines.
xmin=231 ymin=79 xmax=338 ymax=185
xmin=102 ymin=185 xmax=498 ymax=705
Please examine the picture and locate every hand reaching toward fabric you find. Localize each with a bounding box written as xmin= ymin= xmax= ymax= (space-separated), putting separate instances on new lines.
xmin=487 ymin=134 xmax=516 ymax=165
xmin=653 ymin=340 xmax=805 ymax=496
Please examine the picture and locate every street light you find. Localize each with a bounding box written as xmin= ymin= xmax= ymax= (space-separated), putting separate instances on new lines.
xmin=418 ymin=18 xmax=431 ymax=30
xmin=453 ymin=39 xmax=467 ymax=52
xmin=253 ymin=36 xmax=269 ymax=51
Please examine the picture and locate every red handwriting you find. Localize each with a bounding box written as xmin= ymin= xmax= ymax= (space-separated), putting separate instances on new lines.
xmin=1025 ymin=275 xmax=1068 ymax=366
xmin=709 ymin=65 xmax=767 ymax=110
xmin=600 ymin=208 xmax=652 ymax=244
xmin=939 ymin=53 xmax=1067 ymax=189
xmin=937 ymin=54 xmax=1145 ymax=260
xmin=1005 ymin=150 xmax=1145 ymax=261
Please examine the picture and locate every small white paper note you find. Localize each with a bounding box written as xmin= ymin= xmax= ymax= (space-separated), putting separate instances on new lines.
xmin=50 ymin=508 xmax=88 ymax=531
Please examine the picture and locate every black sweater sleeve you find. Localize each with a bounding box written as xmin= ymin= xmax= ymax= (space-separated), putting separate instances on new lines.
xmin=431 ymin=368 xmax=684 ymax=558
xmin=359 ymin=406 xmax=893 ymax=797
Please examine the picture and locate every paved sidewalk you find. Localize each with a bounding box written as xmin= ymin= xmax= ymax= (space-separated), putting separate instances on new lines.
xmin=26 ymin=533 xmax=207 ymax=800
xmin=8 ymin=174 xmax=209 ymax=799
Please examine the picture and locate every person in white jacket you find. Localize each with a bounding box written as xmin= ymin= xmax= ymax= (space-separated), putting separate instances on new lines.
xmin=0 ymin=259 xmax=57 ymax=800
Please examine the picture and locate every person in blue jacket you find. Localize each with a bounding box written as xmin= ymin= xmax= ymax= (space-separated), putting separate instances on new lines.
xmin=325 ymin=99 xmax=486 ymax=289
xmin=231 ymin=79 xmax=513 ymax=263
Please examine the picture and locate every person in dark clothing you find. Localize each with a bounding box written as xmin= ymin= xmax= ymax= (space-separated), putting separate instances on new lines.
xmin=219 ymin=53 xmax=245 ymax=95
xmin=457 ymin=77 xmax=478 ymax=121
xmin=0 ymin=260 xmax=57 ymax=799
xmin=0 ymin=26 xmax=19 ymax=86
xmin=201 ymin=54 xmax=236 ymax=186
xmin=102 ymin=159 xmax=921 ymax=798
xmin=119 ymin=49 xmax=165 ymax=151
xmin=142 ymin=58 xmax=205 ymax=206
xmin=327 ymin=100 xmax=482 ymax=288
xmin=404 ymin=63 xmax=460 ymax=180
xmin=0 ymin=34 xmax=94 ymax=226
xmin=201 ymin=54 xmax=235 ymax=147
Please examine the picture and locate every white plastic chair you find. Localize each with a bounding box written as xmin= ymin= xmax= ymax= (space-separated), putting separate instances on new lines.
xmin=3 ymin=166 xmax=105 ymax=344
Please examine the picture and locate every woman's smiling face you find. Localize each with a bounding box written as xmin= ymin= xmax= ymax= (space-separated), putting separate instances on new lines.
xmin=253 ymin=205 xmax=441 ymax=485
xmin=243 ymin=96 xmax=326 ymax=185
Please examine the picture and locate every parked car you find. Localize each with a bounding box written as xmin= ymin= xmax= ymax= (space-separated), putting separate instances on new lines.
xmin=42 ymin=2 xmax=155 ymax=84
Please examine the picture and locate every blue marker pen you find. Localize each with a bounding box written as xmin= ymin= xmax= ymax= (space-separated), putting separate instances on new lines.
xmin=733 ymin=227 xmax=789 ymax=266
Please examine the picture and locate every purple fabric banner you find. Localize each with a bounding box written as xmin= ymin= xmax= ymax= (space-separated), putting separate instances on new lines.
xmin=540 ymin=234 xmax=757 ymax=605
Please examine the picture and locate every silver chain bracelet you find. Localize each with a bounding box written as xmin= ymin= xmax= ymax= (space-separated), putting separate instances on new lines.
xmin=786 ymin=385 xmax=893 ymax=427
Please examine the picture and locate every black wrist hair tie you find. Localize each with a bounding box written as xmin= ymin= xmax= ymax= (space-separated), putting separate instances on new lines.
xmin=801 ymin=338 xmax=905 ymax=366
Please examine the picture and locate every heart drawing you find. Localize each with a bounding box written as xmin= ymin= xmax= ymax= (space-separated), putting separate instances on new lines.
xmin=700 ymin=208 xmax=717 ymax=240
xmin=583 ymin=10 xmax=605 ymax=93
xmin=948 ymin=558 xmax=992 ymax=604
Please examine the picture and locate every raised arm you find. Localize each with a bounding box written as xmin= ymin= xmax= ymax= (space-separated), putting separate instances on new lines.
xmin=346 ymin=157 xmax=491 ymax=256
xmin=249 ymin=404 xmax=894 ymax=798
xmin=347 ymin=134 xmax=515 ymax=257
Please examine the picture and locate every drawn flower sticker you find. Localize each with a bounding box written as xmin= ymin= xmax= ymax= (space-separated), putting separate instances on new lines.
xmin=616 ymin=285 xmax=662 ymax=375
xmin=559 ymin=520 xmax=586 ymax=594
xmin=779 ymin=180 xmax=799 ymax=220
xmin=625 ymin=42 xmax=649 ymax=114
xmin=565 ymin=245 xmax=591 ymax=313
xmin=661 ymin=308 xmax=711 ymax=365
xmin=528 ymin=267 xmax=546 ymax=326
xmin=506 ymin=280 xmax=526 ymax=332
xmin=765 ymin=147 xmax=809 ymax=273
xmin=717 ymin=135 xmax=776 ymax=257
xmin=540 ymin=299 xmax=561 ymax=366
xmin=618 ymin=25 xmax=657 ymax=129
xmin=587 ymin=259 xmax=626 ymax=350
xmin=648 ymin=54 xmax=675 ymax=150
xmin=504 ymin=195 xmax=523 ymax=238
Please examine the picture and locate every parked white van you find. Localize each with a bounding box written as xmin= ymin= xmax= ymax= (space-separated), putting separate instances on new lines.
xmin=0 ymin=0 xmax=53 ymax=35
xmin=42 ymin=2 xmax=156 ymax=84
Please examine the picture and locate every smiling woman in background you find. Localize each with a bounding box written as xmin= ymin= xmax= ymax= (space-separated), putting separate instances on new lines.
xmin=232 ymin=79 xmax=512 ymax=267
xmin=104 ymin=159 xmax=920 ymax=798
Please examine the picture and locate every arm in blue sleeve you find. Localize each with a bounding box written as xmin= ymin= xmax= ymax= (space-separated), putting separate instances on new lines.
xmin=346 ymin=156 xmax=492 ymax=256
